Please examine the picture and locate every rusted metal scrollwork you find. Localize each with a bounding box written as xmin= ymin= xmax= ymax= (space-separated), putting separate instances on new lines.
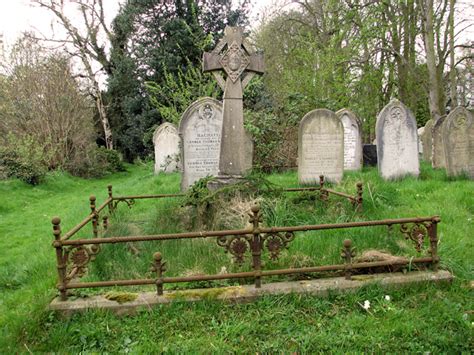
xmin=64 ymin=244 xmax=101 ymax=281
xmin=261 ymin=232 xmax=295 ymax=260
xmin=400 ymin=222 xmax=431 ymax=252
xmin=112 ymin=198 xmax=135 ymax=210
xmin=217 ymin=235 xmax=253 ymax=265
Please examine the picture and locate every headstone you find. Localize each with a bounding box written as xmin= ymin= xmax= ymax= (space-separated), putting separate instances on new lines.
xmin=376 ymin=99 xmax=419 ymax=180
xmin=298 ymin=109 xmax=344 ymax=184
xmin=179 ymin=97 xmax=223 ymax=190
xmin=203 ymin=26 xmax=264 ymax=181
xmin=443 ymin=107 xmax=474 ymax=178
xmin=420 ymin=119 xmax=434 ymax=162
xmin=432 ymin=115 xmax=447 ymax=169
xmin=336 ymin=109 xmax=362 ymax=170
xmin=153 ymin=122 xmax=181 ymax=174
xmin=363 ymin=144 xmax=377 ymax=167
xmin=417 ymin=127 xmax=424 ymax=156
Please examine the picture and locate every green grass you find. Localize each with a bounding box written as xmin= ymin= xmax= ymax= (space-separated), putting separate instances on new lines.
xmin=0 ymin=162 xmax=472 ymax=352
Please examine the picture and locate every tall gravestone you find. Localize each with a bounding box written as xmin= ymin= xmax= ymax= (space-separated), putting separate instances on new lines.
xmin=376 ymin=99 xmax=419 ymax=180
xmin=179 ymin=98 xmax=223 ymax=190
xmin=443 ymin=107 xmax=474 ymax=179
xmin=336 ymin=109 xmax=362 ymax=170
xmin=203 ymin=26 xmax=264 ymax=183
xmin=432 ymin=115 xmax=447 ymax=169
xmin=298 ymin=109 xmax=344 ymax=184
xmin=153 ymin=122 xmax=181 ymax=174
xmin=420 ymin=119 xmax=434 ymax=162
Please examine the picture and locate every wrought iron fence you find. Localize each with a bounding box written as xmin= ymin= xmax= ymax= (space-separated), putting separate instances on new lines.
xmin=51 ymin=179 xmax=440 ymax=301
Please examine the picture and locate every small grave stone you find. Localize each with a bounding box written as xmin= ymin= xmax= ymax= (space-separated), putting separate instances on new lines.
xmin=153 ymin=122 xmax=181 ymax=174
xmin=298 ymin=109 xmax=344 ymax=184
xmin=363 ymin=144 xmax=377 ymax=167
xmin=443 ymin=107 xmax=474 ymax=179
xmin=179 ymin=97 xmax=223 ymax=190
xmin=421 ymin=119 xmax=434 ymax=162
xmin=376 ymin=99 xmax=419 ymax=180
xmin=417 ymin=127 xmax=424 ymax=156
xmin=336 ymin=109 xmax=362 ymax=170
xmin=432 ymin=115 xmax=447 ymax=169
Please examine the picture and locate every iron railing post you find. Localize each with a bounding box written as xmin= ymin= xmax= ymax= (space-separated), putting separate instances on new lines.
xmin=90 ymin=195 xmax=98 ymax=238
xmin=153 ymin=252 xmax=165 ymax=295
xmin=341 ymin=239 xmax=356 ymax=280
xmin=52 ymin=217 xmax=68 ymax=301
xmin=250 ymin=205 xmax=263 ymax=288
xmin=356 ymin=182 xmax=363 ymax=211
xmin=107 ymin=185 xmax=114 ymax=214
xmin=429 ymin=216 xmax=440 ymax=271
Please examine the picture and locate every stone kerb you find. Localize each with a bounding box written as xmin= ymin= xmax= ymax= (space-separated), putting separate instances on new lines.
xmin=376 ymin=99 xmax=419 ymax=180
xmin=178 ymin=97 xmax=223 ymax=190
xmin=153 ymin=122 xmax=181 ymax=174
xmin=443 ymin=107 xmax=474 ymax=179
xmin=432 ymin=115 xmax=447 ymax=169
xmin=336 ymin=108 xmax=362 ymax=171
xmin=298 ymin=108 xmax=344 ymax=184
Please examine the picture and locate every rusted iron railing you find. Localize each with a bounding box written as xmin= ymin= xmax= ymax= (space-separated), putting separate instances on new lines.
xmin=52 ymin=190 xmax=439 ymax=300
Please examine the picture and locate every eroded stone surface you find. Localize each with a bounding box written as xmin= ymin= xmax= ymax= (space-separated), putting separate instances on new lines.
xmin=443 ymin=107 xmax=474 ymax=178
xmin=432 ymin=115 xmax=447 ymax=169
xmin=153 ymin=122 xmax=181 ymax=174
xmin=298 ymin=109 xmax=344 ymax=184
xmin=179 ymin=98 xmax=223 ymax=190
xmin=336 ymin=109 xmax=362 ymax=171
xmin=376 ymin=99 xmax=419 ymax=180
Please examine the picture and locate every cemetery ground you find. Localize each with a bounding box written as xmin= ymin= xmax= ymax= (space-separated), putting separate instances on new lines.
xmin=0 ymin=162 xmax=472 ymax=352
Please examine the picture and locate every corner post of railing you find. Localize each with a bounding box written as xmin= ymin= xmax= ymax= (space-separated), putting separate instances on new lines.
xmin=429 ymin=216 xmax=440 ymax=271
xmin=249 ymin=204 xmax=263 ymax=288
xmin=52 ymin=217 xmax=67 ymax=301
xmin=341 ymin=239 xmax=356 ymax=280
xmin=107 ymin=185 xmax=114 ymax=214
xmin=356 ymin=182 xmax=363 ymax=211
xmin=90 ymin=195 xmax=98 ymax=238
xmin=153 ymin=252 xmax=166 ymax=296
xmin=319 ymin=175 xmax=327 ymax=201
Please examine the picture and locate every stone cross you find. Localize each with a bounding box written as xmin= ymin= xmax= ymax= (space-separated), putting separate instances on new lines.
xmin=203 ymin=26 xmax=264 ymax=176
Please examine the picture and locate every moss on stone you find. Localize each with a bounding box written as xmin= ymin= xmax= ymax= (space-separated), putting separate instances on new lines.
xmin=104 ymin=291 xmax=138 ymax=304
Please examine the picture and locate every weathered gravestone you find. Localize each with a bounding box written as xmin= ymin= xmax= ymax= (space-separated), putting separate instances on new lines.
xmin=179 ymin=98 xmax=223 ymax=190
xmin=417 ymin=127 xmax=424 ymax=156
xmin=432 ymin=115 xmax=447 ymax=169
xmin=153 ymin=122 xmax=181 ymax=174
xmin=443 ymin=107 xmax=474 ymax=179
xmin=420 ymin=119 xmax=434 ymax=162
xmin=298 ymin=109 xmax=344 ymax=184
xmin=336 ymin=109 xmax=362 ymax=170
xmin=203 ymin=26 xmax=264 ymax=183
xmin=376 ymin=99 xmax=419 ymax=180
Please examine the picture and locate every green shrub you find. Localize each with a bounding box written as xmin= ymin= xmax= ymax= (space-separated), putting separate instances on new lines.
xmin=0 ymin=135 xmax=48 ymax=185
xmin=68 ymin=147 xmax=126 ymax=178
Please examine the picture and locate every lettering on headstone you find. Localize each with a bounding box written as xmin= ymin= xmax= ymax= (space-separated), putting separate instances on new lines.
xmin=336 ymin=109 xmax=362 ymax=170
xmin=376 ymin=99 xmax=419 ymax=180
xmin=179 ymin=98 xmax=223 ymax=190
xmin=298 ymin=109 xmax=344 ymax=184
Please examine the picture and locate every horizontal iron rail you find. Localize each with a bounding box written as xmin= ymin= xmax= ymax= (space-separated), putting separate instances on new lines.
xmin=112 ymin=193 xmax=185 ymax=200
xmin=65 ymin=257 xmax=433 ymax=289
xmin=324 ymin=189 xmax=355 ymax=200
xmin=61 ymin=197 xmax=112 ymax=241
xmin=58 ymin=216 xmax=440 ymax=246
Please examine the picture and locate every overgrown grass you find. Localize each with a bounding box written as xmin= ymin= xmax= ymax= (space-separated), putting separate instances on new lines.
xmin=0 ymin=162 xmax=472 ymax=352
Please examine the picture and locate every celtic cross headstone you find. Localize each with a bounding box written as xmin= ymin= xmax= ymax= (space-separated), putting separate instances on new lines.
xmin=203 ymin=26 xmax=264 ymax=179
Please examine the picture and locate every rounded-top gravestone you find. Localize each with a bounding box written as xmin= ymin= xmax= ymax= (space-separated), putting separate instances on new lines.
xmin=179 ymin=97 xmax=223 ymax=190
xmin=153 ymin=122 xmax=181 ymax=174
xmin=376 ymin=99 xmax=419 ymax=180
xmin=432 ymin=115 xmax=447 ymax=169
xmin=298 ymin=109 xmax=344 ymax=184
xmin=336 ymin=108 xmax=362 ymax=171
xmin=443 ymin=107 xmax=474 ymax=179
xmin=420 ymin=119 xmax=434 ymax=162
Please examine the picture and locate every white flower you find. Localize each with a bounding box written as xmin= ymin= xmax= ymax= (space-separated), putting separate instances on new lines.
xmin=363 ymin=300 xmax=371 ymax=310
xmin=384 ymin=295 xmax=391 ymax=301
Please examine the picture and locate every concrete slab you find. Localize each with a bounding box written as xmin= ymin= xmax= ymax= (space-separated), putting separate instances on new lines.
xmin=49 ymin=270 xmax=453 ymax=315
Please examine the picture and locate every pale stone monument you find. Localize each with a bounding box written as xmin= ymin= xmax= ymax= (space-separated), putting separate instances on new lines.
xmin=443 ymin=107 xmax=474 ymax=179
xmin=420 ymin=119 xmax=434 ymax=162
xmin=376 ymin=99 xmax=419 ymax=180
xmin=298 ymin=109 xmax=344 ymax=184
xmin=432 ymin=115 xmax=447 ymax=169
xmin=153 ymin=122 xmax=181 ymax=174
xmin=336 ymin=109 xmax=362 ymax=170
xmin=417 ymin=127 xmax=424 ymax=156
xmin=179 ymin=97 xmax=223 ymax=190
xmin=203 ymin=26 xmax=264 ymax=183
